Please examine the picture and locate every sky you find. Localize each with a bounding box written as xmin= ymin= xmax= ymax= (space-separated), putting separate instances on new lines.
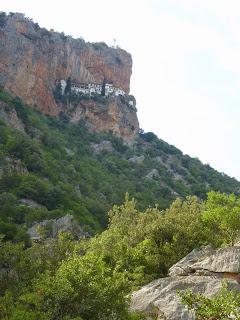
xmin=1 ymin=0 xmax=240 ymax=179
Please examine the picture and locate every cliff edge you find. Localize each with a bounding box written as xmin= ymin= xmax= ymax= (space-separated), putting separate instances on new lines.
xmin=0 ymin=12 xmax=139 ymax=142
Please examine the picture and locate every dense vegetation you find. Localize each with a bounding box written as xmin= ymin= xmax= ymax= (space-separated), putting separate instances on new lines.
xmin=179 ymin=282 xmax=240 ymax=319
xmin=1 ymin=192 xmax=240 ymax=319
xmin=0 ymin=88 xmax=239 ymax=242
xmin=1 ymin=88 xmax=240 ymax=318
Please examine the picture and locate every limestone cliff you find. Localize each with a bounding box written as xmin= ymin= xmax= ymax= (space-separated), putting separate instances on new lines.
xmin=0 ymin=12 xmax=138 ymax=142
xmin=69 ymin=96 xmax=138 ymax=143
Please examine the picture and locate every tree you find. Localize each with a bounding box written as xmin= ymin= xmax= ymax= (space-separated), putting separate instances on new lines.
xmin=16 ymin=252 xmax=141 ymax=320
xmin=53 ymin=81 xmax=62 ymax=103
xmin=64 ymin=77 xmax=72 ymax=95
xmin=0 ymin=240 xmax=33 ymax=295
xmin=101 ymin=77 xmax=106 ymax=96
xmin=150 ymin=196 xmax=207 ymax=271
xmin=179 ymin=282 xmax=240 ymax=319
xmin=0 ymin=12 xmax=7 ymax=28
xmin=202 ymin=192 xmax=240 ymax=246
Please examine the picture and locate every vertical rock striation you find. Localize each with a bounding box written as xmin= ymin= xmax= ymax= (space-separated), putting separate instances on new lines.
xmin=0 ymin=13 xmax=139 ymax=142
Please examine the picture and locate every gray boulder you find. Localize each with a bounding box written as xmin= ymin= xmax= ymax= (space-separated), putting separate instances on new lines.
xmin=0 ymin=101 xmax=25 ymax=132
xmin=130 ymin=245 xmax=240 ymax=319
xmin=91 ymin=140 xmax=113 ymax=153
xmin=27 ymin=214 xmax=88 ymax=240
xmin=19 ymin=198 xmax=43 ymax=209
xmin=129 ymin=155 xmax=145 ymax=164
xmin=146 ymin=169 xmax=159 ymax=180
xmin=169 ymin=245 xmax=240 ymax=276
xmin=168 ymin=245 xmax=215 ymax=277
xmin=131 ymin=276 xmax=239 ymax=320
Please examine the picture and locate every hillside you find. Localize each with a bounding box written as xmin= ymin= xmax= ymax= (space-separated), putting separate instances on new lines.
xmin=0 ymin=88 xmax=239 ymax=241
xmin=1 ymin=10 xmax=240 ymax=320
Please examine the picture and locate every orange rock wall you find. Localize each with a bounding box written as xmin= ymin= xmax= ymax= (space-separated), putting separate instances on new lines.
xmin=0 ymin=13 xmax=132 ymax=116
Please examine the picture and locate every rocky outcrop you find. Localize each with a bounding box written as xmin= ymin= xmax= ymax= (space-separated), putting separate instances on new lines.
xmin=19 ymin=198 xmax=43 ymax=208
xmin=129 ymin=155 xmax=145 ymax=164
xmin=70 ymin=96 xmax=139 ymax=143
xmin=27 ymin=214 xmax=88 ymax=240
xmin=130 ymin=245 xmax=240 ymax=319
xmin=0 ymin=13 xmax=138 ymax=142
xmin=145 ymin=168 xmax=159 ymax=180
xmin=91 ymin=140 xmax=113 ymax=153
xmin=3 ymin=157 xmax=28 ymax=175
xmin=169 ymin=245 xmax=240 ymax=278
xmin=0 ymin=100 xmax=25 ymax=132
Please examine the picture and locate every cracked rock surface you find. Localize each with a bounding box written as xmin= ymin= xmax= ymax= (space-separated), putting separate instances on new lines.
xmin=130 ymin=245 xmax=240 ymax=319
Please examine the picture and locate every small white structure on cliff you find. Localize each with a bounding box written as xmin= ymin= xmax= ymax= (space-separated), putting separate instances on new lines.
xmin=60 ymin=79 xmax=125 ymax=97
xmin=60 ymin=79 xmax=67 ymax=94
xmin=104 ymin=83 xmax=125 ymax=96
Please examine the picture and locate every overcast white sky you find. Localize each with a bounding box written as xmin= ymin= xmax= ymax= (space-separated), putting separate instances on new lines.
xmin=1 ymin=0 xmax=240 ymax=179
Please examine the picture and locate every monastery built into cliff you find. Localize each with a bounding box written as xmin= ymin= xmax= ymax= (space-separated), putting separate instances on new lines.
xmin=60 ymin=79 xmax=126 ymax=97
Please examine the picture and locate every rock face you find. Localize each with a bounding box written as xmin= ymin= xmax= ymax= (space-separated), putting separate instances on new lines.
xmin=129 ymin=155 xmax=145 ymax=164
xmin=27 ymin=214 xmax=88 ymax=240
xmin=0 ymin=13 xmax=138 ymax=142
xmin=19 ymin=198 xmax=43 ymax=208
xmin=130 ymin=245 xmax=240 ymax=319
xmin=70 ymin=96 xmax=139 ymax=143
xmin=91 ymin=140 xmax=114 ymax=153
xmin=146 ymin=168 xmax=159 ymax=180
xmin=0 ymin=100 xmax=25 ymax=132
xmin=169 ymin=245 xmax=240 ymax=277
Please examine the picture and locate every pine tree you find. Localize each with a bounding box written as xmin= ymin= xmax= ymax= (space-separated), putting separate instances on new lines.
xmin=101 ymin=78 xmax=106 ymax=96
xmin=64 ymin=77 xmax=72 ymax=95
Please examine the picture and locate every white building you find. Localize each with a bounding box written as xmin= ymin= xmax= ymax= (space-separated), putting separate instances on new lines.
xmin=128 ymin=100 xmax=134 ymax=106
xmin=89 ymin=83 xmax=102 ymax=95
xmin=114 ymin=88 xmax=125 ymax=96
xmin=71 ymin=82 xmax=89 ymax=94
xmin=105 ymin=83 xmax=114 ymax=95
xmin=60 ymin=79 xmax=67 ymax=94
xmin=59 ymin=79 xmax=126 ymax=97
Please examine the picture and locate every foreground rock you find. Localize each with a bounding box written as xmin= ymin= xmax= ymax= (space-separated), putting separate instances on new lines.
xmin=169 ymin=244 xmax=240 ymax=278
xmin=27 ymin=214 xmax=89 ymax=240
xmin=130 ymin=245 xmax=240 ymax=319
